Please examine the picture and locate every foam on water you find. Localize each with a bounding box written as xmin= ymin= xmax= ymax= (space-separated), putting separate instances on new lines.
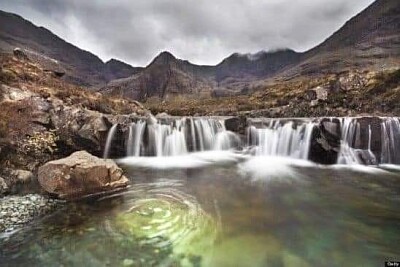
xmin=238 ymin=156 xmax=315 ymax=182
xmin=118 ymin=150 xmax=245 ymax=169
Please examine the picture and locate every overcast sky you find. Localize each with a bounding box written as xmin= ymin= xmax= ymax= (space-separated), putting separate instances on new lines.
xmin=0 ymin=0 xmax=375 ymax=66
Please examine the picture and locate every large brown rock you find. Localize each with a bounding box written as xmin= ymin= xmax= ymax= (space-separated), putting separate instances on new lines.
xmin=38 ymin=151 xmax=129 ymax=199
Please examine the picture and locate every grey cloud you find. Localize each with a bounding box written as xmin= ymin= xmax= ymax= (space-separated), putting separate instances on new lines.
xmin=0 ymin=0 xmax=374 ymax=66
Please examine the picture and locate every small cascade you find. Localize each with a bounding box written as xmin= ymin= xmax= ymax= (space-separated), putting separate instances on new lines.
xmin=381 ymin=117 xmax=400 ymax=164
xmin=247 ymin=120 xmax=315 ymax=159
xmin=103 ymin=124 xmax=118 ymax=159
xmin=113 ymin=117 xmax=240 ymax=158
xmin=337 ymin=118 xmax=377 ymax=165
xmin=126 ymin=121 xmax=146 ymax=156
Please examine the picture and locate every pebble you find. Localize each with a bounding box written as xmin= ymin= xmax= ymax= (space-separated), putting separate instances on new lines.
xmin=0 ymin=194 xmax=63 ymax=233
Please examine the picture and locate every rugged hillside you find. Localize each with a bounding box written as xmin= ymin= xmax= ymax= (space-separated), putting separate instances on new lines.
xmin=215 ymin=49 xmax=301 ymax=82
xmin=0 ymin=52 xmax=148 ymax=194
xmin=0 ymin=10 xmax=138 ymax=86
xmin=283 ymin=0 xmax=400 ymax=77
xmin=104 ymin=59 xmax=143 ymax=81
xmin=101 ymin=52 xmax=215 ymax=100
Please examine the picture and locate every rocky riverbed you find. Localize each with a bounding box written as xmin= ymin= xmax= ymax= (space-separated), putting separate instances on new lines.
xmin=0 ymin=194 xmax=63 ymax=234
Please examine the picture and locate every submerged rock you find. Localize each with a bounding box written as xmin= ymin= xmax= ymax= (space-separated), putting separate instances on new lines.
xmin=38 ymin=151 xmax=129 ymax=200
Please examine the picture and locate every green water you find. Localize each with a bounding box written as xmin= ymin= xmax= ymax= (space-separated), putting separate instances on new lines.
xmin=1 ymin=157 xmax=399 ymax=267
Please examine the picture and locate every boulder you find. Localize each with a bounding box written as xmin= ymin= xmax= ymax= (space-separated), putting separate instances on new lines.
xmin=38 ymin=151 xmax=129 ymax=199
xmin=13 ymin=48 xmax=28 ymax=60
xmin=50 ymin=105 xmax=112 ymax=156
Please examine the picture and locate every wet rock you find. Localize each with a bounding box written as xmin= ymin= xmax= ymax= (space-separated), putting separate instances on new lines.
xmin=309 ymin=120 xmax=341 ymax=164
xmin=225 ymin=116 xmax=247 ymax=135
xmin=38 ymin=151 xmax=129 ymax=200
xmin=122 ymin=259 xmax=135 ymax=266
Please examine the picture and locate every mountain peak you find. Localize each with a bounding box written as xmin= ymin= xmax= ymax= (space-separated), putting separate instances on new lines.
xmin=151 ymin=51 xmax=177 ymax=65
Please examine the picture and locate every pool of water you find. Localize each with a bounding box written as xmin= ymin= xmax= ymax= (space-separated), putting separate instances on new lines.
xmin=1 ymin=152 xmax=399 ymax=266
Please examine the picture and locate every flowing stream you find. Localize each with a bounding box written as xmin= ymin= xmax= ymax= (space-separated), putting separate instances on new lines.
xmin=1 ymin=116 xmax=400 ymax=267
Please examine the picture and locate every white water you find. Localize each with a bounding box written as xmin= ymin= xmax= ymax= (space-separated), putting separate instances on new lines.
xmin=381 ymin=117 xmax=400 ymax=164
xmin=103 ymin=124 xmax=118 ymax=159
xmin=105 ymin=116 xmax=400 ymax=166
xmin=248 ymin=120 xmax=315 ymax=159
xmin=122 ymin=118 xmax=238 ymax=157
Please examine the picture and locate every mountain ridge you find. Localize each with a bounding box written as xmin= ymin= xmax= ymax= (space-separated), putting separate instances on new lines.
xmin=0 ymin=9 xmax=139 ymax=86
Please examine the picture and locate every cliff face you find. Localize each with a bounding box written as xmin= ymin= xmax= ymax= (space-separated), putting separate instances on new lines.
xmin=0 ymin=10 xmax=139 ymax=86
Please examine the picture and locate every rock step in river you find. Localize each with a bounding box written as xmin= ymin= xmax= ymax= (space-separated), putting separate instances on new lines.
xmin=102 ymin=116 xmax=400 ymax=165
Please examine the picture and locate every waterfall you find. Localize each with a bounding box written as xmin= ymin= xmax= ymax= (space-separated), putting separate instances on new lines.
xmin=381 ymin=117 xmax=400 ymax=164
xmin=248 ymin=120 xmax=315 ymax=159
xmin=105 ymin=117 xmax=240 ymax=158
xmin=104 ymin=116 xmax=400 ymax=165
xmin=127 ymin=120 xmax=146 ymax=156
xmin=337 ymin=118 xmax=377 ymax=165
xmin=103 ymin=124 xmax=118 ymax=159
xmin=337 ymin=118 xmax=361 ymax=164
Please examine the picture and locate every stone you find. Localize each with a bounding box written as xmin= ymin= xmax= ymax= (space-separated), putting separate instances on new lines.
xmin=13 ymin=47 xmax=28 ymax=60
xmin=1 ymin=84 xmax=34 ymax=101
xmin=0 ymin=177 xmax=9 ymax=195
xmin=122 ymin=259 xmax=135 ymax=266
xmin=155 ymin=112 xmax=169 ymax=118
xmin=38 ymin=151 xmax=129 ymax=200
xmin=11 ymin=169 xmax=34 ymax=184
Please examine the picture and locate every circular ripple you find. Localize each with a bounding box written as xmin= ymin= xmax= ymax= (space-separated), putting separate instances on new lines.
xmin=107 ymin=179 xmax=217 ymax=257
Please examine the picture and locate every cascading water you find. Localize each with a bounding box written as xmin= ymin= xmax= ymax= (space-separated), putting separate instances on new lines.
xmin=104 ymin=116 xmax=400 ymax=165
xmin=247 ymin=120 xmax=315 ymax=159
xmin=106 ymin=117 xmax=240 ymax=157
xmin=103 ymin=124 xmax=118 ymax=159
xmin=126 ymin=120 xmax=146 ymax=156
xmin=381 ymin=117 xmax=400 ymax=164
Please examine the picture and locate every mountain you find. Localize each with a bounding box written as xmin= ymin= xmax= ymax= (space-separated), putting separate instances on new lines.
xmin=101 ymin=51 xmax=215 ymax=100
xmin=215 ymin=49 xmax=301 ymax=82
xmin=1 ymin=0 xmax=398 ymax=99
xmin=0 ymin=10 xmax=138 ymax=86
xmin=102 ymin=0 xmax=399 ymax=100
xmin=100 ymin=49 xmax=304 ymax=100
xmin=283 ymin=0 xmax=400 ymax=77
xmin=104 ymin=59 xmax=143 ymax=81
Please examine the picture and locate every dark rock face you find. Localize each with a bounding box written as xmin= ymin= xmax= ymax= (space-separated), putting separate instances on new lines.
xmin=225 ymin=116 xmax=247 ymax=135
xmin=38 ymin=151 xmax=129 ymax=200
xmin=309 ymin=119 xmax=341 ymax=164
